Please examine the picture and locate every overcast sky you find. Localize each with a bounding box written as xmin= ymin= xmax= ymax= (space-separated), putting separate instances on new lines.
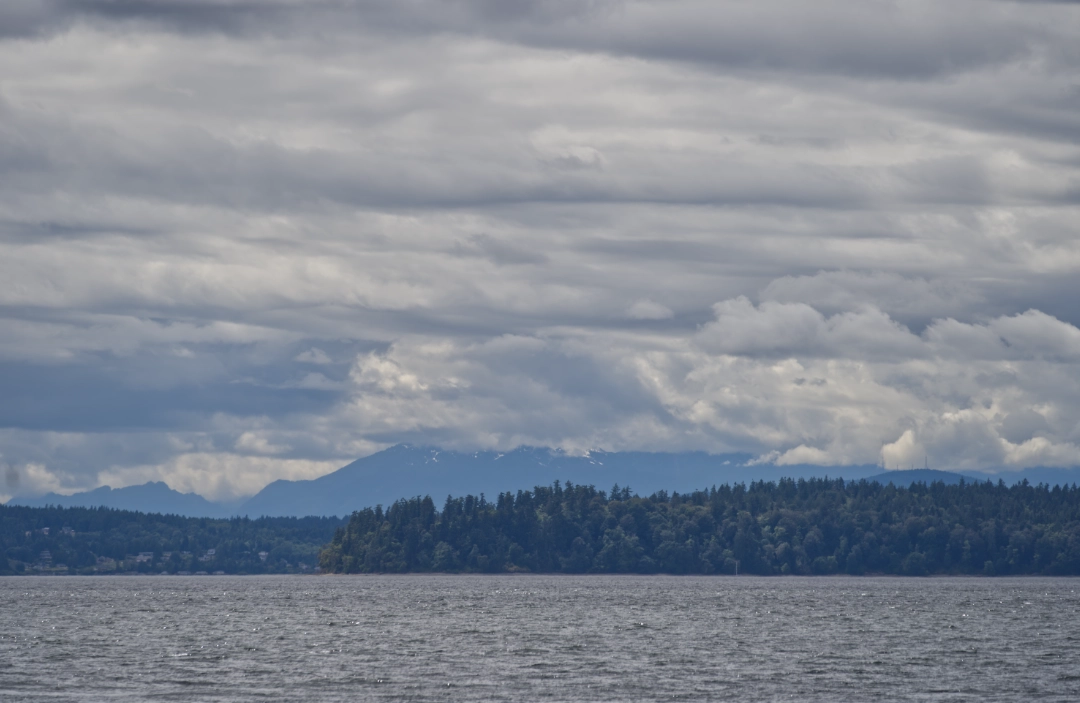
xmin=2 ymin=0 xmax=1080 ymax=500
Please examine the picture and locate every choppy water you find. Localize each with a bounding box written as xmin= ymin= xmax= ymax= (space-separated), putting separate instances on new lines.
xmin=1 ymin=575 xmax=1079 ymax=701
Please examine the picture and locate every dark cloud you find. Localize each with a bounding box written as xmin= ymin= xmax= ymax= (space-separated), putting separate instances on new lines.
xmin=0 ymin=97 xmax=882 ymax=212
xmin=1 ymin=0 xmax=1079 ymax=498
xmin=452 ymin=234 xmax=549 ymax=265
xmin=0 ymin=1 xmax=69 ymax=39
xmin=2 ymin=1 xmax=1065 ymax=81
xmin=0 ymin=359 xmax=341 ymax=432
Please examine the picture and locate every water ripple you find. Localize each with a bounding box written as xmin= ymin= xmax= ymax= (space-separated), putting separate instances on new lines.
xmin=1 ymin=575 xmax=1079 ymax=701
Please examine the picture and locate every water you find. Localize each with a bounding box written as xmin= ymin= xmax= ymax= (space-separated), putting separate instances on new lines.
xmin=1 ymin=575 xmax=1078 ymax=701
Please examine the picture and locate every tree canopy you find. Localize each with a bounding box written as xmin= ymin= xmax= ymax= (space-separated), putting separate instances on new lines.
xmin=320 ymin=478 xmax=1080 ymax=576
xmin=1 ymin=503 xmax=344 ymax=575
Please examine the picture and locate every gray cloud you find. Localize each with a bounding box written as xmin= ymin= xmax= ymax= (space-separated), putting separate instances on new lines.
xmin=1 ymin=0 xmax=1079 ymax=499
xmin=10 ymin=1 xmax=1062 ymax=80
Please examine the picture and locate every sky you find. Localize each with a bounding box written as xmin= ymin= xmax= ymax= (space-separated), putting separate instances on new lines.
xmin=2 ymin=0 xmax=1080 ymax=501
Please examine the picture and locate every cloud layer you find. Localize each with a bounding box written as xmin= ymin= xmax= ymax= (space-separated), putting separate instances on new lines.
xmin=2 ymin=0 xmax=1079 ymax=499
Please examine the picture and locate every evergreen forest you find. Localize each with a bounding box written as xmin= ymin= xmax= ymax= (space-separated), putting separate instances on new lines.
xmin=0 ymin=503 xmax=345 ymax=575
xmin=319 ymin=478 xmax=1080 ymax=576
xmin=6 ymin=477 xmax=1080 ymax=577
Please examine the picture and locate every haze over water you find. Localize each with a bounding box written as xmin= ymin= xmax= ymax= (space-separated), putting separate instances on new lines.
xmin=2 ymin=575 xmax=1078 ymax=701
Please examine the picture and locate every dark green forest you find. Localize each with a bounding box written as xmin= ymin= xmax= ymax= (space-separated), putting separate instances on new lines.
xmin=6 ymin=478 xmax=1080 ymax=577
xmin=320 ymin=478 xmax=1080 ymax=575
xmin=1 ymin=504 xmax=345 ymax=575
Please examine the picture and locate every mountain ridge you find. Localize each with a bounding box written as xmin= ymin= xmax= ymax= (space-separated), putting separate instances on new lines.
xmin=7 ymin=481 xmax=239 ymax=518
xmin=6 ymin=445 xmax=1078 ymax=518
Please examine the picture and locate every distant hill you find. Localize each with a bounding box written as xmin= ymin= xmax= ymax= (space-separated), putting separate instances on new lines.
xmin=976 ymin=467 xmax=1080 ymax=488
xmin=0 ymin=502 xmax=343 ymax=576
xmin=15 ymin=445 xmax=846 ymax=519
xmin=239 ymin=444 xmax=883 ymax=517
xmin=866 ymin=468 xmax=1080 ymax=488
xmin=6 ymin=446 xmax=1078 ymax=518
xmin=8 ymin=482 xmax=238 ymax=518
xmin=864 ymin=469 xmax=972 ymax=486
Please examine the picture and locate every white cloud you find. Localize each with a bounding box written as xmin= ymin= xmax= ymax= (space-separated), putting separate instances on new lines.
xmin=3 ymin=462 xmax=68 ymax=497
xmin=697 ymin=297 xmax=924 ymax=359
xmin=283 ymin=372 xmax=344 ymax=390
xmin=97 ymin=453 xmax=344 ymax=502
xmin=234 ymin=432 xmax=290 ymax=456
xmin=761 ymin=270 xmax=981 ymax=321
xmin=626 ymin=299 xmax=674 ymax=320
xmin=295 ymin=347 xmax=332 ymax=364
xmin=775 ymin=445 xmax=833 ymax=466
xmin=2 ymin=0 xmax=1080 ymax=497
xmin=926 ymin=310 xmax=1080 ymax=361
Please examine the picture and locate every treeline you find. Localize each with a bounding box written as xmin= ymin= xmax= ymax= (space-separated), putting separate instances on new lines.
xmin=319 ymin=478 xmax=1080 ymax=575
xmin=1 ymin=503 xmax=345 ymax=575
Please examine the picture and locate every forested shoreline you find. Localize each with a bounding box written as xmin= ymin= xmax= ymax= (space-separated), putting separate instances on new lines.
xmin=6 ymin=478 xmax=1080 ymax=576
xmin=0 ymin=504 xmax=344 ymax=575
xmin=320 ymin=478 xmax=1080 ymax=576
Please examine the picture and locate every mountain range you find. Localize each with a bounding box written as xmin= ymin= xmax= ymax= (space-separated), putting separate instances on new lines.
xmin=9 ymin=481 xmax=241 ymax=518
xmin=8 ymin=444 xmax=1078 ymax=518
